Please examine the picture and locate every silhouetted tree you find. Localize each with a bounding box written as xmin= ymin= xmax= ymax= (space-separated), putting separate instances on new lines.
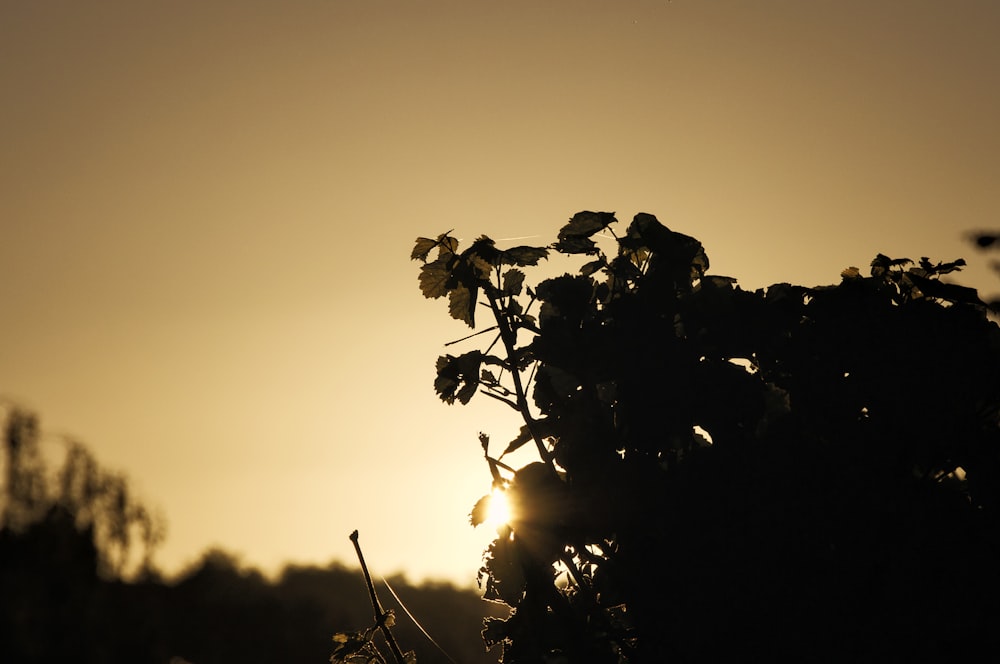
xmin=414 ymin=212 xmax=1000 ymax=662
xmin=0 ymin=405 xmax=167 ymax=661
xmin=1 ymin=405 xmax=165 ymax=580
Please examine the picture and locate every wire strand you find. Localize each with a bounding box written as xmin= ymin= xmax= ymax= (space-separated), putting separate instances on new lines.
xmin=380 ymin=576 xmax=461 ymax=664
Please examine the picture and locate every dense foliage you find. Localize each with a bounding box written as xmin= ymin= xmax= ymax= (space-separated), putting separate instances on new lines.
xmin=414 ymin=212 xmax=1000 ymax=662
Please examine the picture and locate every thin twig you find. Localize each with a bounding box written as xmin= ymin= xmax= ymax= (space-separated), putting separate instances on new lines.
xmin=444 ymin=325 xmax=500 ymax=347
xmin=479 ymin=388 xmax=521 ymax=411
xmin=485 ymin=290 xmax=556 ymax=473
xmin=349 ymin=530 xmax=407 ymax=664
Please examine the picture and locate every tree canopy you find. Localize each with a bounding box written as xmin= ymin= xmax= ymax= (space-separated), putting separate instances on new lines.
xmin=414 ymin=212 xmax=1000 ymax=662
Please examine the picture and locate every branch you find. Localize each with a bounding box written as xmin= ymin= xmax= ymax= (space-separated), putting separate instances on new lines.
xmin=349 ymin=530 xmax=408 ymax=664
xmin=485 ymin=289 xmax=557 ymax=475
xmin=444 ymin=325 xmax=500 ymax=347
xmin=479 ymin=388 xmax=521 ymax=411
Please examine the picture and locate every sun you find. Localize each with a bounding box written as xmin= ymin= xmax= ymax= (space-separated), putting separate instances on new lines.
xmin=485 ymin=487 xmax=512 ymax=528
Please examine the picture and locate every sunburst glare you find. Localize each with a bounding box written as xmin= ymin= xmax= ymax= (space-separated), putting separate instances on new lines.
xmin=485 ymin=487 xmax=512 ymax=528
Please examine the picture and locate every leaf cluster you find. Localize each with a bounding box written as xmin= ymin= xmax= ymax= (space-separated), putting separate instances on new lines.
xmin=413 ymin=232 xmax=548 ymax=328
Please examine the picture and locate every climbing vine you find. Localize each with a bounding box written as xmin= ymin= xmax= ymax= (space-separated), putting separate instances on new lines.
xmin=414 ymin=212 xmax=1000 ymax=662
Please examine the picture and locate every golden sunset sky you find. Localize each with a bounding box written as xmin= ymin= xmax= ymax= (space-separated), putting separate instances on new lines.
xmin=2 ymin=0 xmax=998 ymax=586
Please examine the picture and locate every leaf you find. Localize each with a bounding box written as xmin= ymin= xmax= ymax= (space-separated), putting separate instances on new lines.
xmin=870 ymin=253 xmax=912 ymax=276
xmin=502 ymin=425 xmax=534 ymax=457
xmin=469 ymin=253 xmax=495 ymax=281
xmin=907 ymin=272 xmax=983 ymax=306
xmin=411 ymin=232 xmax=458 ymax=261
xmin=918 ymin=257 xmax=967 ymax=276
xmin=553 ymin=235 xmax=599 ymax=255
xmin=501 ymin=246 xmax=549 ymax=266
xmin=553 ymin=211 xmax=616 ymax=255
xmin=482 ymin=353 xmax=507 ymax=367
xmin=467 ymin=235 xmax=501 ymax=266
xmin=434 ymin=351 xmax=483 ymax=404
xmin=439 ymin=233 xmax=459 ymax=254
xmin=503 ymin=269 xmax=525 ymax=296
xmin=621 ymin=212 xmax=664 ymax=250
xmin=411 ymin=236 xmax=439 ymax=261
xmin=558 ymin=210 xmax=617 ymax=239
xmin=448 ymin=285 xmax=477 ymax=327
xmin=470 ymin=494 xmax=491 ymax=526
xmin=418 ymin=259 xmax=452 ymax=299
xmin=580 ymin=258 xmax=605 ymax=276
xmin=607 ymin=254 xmax=643 ymax=282
xmin=534 ymin=274 xmax=595 ymax=326
xmin=482 ymin=616 xmax=509 ymax=649
xmin=330 ymin=630 xmax=376 ymax=663
xmin=479 ymin=535 xmax=526 ymax=605
xmin=624 ymin=213 xmax=709 ymax=281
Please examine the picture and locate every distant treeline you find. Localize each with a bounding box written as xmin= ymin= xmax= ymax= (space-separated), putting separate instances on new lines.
xmin=1 ymin=521 xmax=503 ymax=663
xmin=1 ymin=406 xmax=504 ymax=663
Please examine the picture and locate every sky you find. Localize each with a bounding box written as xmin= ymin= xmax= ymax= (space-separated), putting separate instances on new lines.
xmin=2 ymin=0 xmax=999 ymax=587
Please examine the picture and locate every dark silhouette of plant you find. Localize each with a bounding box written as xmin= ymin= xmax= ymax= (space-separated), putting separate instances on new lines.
xmin=329 ymin=530 xmax=417 ymax=664
xmin=414 ymin=212 xmax=1000 ymax=662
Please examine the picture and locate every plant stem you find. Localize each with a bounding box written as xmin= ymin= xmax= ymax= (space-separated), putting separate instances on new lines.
xmin=349 ymin=530 xmax=407 ymax=664
xmin=485 ymin=290 xmax=556 ymax=474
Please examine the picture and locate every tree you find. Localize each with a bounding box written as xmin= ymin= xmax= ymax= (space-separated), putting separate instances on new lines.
xmin=0 ymin=404 xmax=167 ymax=661
xmin=0 ymin=405 xmax=165 ymax=580
xmin=414 ymin=212 xmax=1000 ymax=662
